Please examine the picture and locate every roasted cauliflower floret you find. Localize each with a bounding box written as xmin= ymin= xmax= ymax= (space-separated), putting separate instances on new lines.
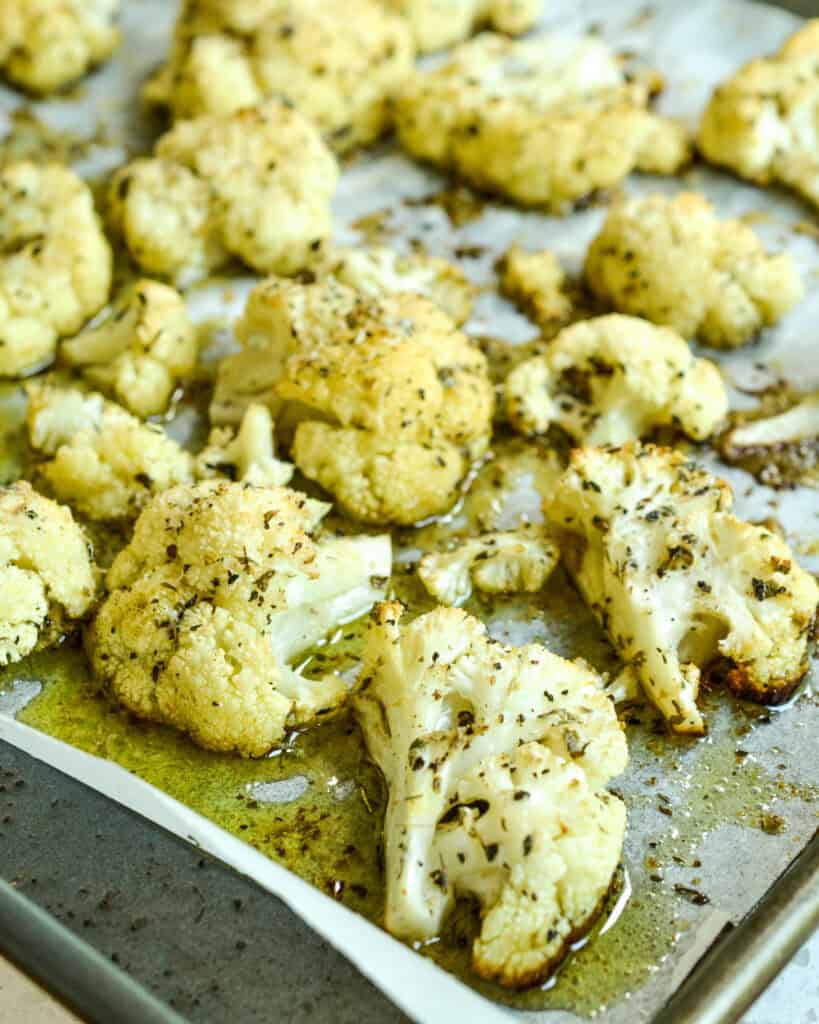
xmin=585 ymin=193 xmax=803 ymax=348
xmin=214 ymin=277 xmax=494 ymax=524
xmin=0 ymin=0 xmax=120 ymax=94
xmin=394 ymin=33 xmax=690 ymax=210
xmin=720 ymin=392 xmax=819 ymax=489
xmin=142 ymin=0 xmax=413 ymax=154
xmin=108 ymin=100 xmax=338 ymax=284
xmin=417 ymin=525 xmax=559 ymax=605
xmin=26 ymin=383 xmax=194 ymax=521
xmin=195 ymin=404 xmax=294 ymax=488
xmin=88 ymin=480 xmax=391 ymax=756
xmin=355 ymin=603 xmax=628 ymax=987
xmin=380 ymin=0 xmax=540 ymax=53
xmin=0 ymin=162 xmax=112 ymax=378
xmin=498 ymin=245 xmax=573 ymax=329
xmin=60 ymin=279 xmax=197 ymax=418
xmin=326 ymin=246 xmax=475 ymax=326
xmin=505 ymin=315 xmax=728 ymax=444
xmin=0 ymin=481 xmax=96 ymax=666
xmin=699 ymin=21 xmax=819 ymax=211
xmin=546 ymin=444 xmax=819 ymax=734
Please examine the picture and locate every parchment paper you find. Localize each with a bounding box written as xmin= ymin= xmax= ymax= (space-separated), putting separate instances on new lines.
xmin=1 ymin=2 xmax=817 ymax=1023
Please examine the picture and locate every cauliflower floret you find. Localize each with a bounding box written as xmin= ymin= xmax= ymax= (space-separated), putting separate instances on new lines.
xmin=546 ymin=444 xmax=819 ymax=734
xmin=26 ymin=383 xmax=194 ymax=521
xmin=142 ymin=0 xmax=413 ymax=155
xmin=394 ymin=33 xmax=690 ymax=210
xmin=60 ymin=279 xmax=197 ymax=418
xmin=108 ymin=100 xmax=338 ymax=284
xmin=213 ymin=277 xmax=494 ymax=524
xmin=585 ymin=193 xmax=803 ymax=349
xmin=699 ymin=22 xmax=819 ymax=211
xmin=0 ymin=480 xmax=96 ymax=665
xmin=325 ymin=246 xmax=475 ymax=326
xmin=0 ymin=0 xmax=120 ymax=95
xmin=355 ymin=603 xmax=627 ymax=987
xmin=505 ymin=314 xmax=728 ymax=444
xmin=89 ymin=480 xmax=391 ymax=756
xmin=379 ymin=0 xmax=540 ymax=53
xmin=417 ymin=525 xmax=559 ymax=605
xmin=720 ymin=392 xmax=819 ymax=489
xmin=0 ymin=162 xmax=112 ymax=378
xmin=195 ymin=404 xmax=294 ymax=488
xmin=498 ymin=245 xmax=573 ymax=329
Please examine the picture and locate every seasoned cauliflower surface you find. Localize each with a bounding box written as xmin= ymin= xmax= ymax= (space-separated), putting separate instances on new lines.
xmin=720 ymin=392 xmax=819 ymax=489
xmin=0 ymin=481 xmax=96 ymax=666
xmin=546 ymin=444 xmax=819 ymax=733
xmin=26 ymin=383 xmax=194 ymax=521
xmin=585 ymin=193 xmax=803 ymax=348
xmin=417 ymin=525 xmax=559 ymax=605
xmin=0 ymin=0 xmax=120 ymax=94
xmin=89 ymin=480 xmax=391 ymax=756
xmin=215 ymin=277 xmax=494 ymax=524
xmin=0 ymin=162 xmax=113 ymax=378
xmin=379 ymin=0 xmax=540 ymax=53
xmin=143 ymin=0 xmax=413 ymax=154
xmin=61 ymin=279 xmax=196 ymax=418
xmin=699 ymin=21 xmax=819 ymax=210
xmin=394 ymin=33 xmax=690 ymax=209
xmin=326 ymin=246 xmax=475 ymax=326
xmin=498 ymin=245 xmax=573 ymax=329
xmin=505 ymin=315 xmax=728 ymax=444
xmin=195 ymin=404 xmax=294 ymax=488
xmin=108 ymin=101 xmax=338 ymax=283
xmin=355 ymin=603 xmax=627 ymax=987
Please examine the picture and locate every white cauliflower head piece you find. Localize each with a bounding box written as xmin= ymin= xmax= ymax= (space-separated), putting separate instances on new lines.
xmin=355 ymin=603 xmax=627 ymax=987
xmin=108 ymin=100 xmax=338 ymax=284
xmin=395 ymin=32 xmax=690 ymax=210
xmin=0 ymin=0 xmax=120 ymax=94
xmin=379 ymin=0 xmax=540 ymax=54
xmin=0 ymin=162 xmax=112 ymax=378
xmin=61 ymin=279 xmax=197 ymax=418
xmin=585 ymin=192 xmax=803 ymax=348
xmin=417 ymin=524 xmax=559 ymax=606
xmin=699 ymin=21 xmax=819 ymax=210
xmin=143 ymin=0 xmax=413 ymax=154
xmin=214 ymin=276 xmax=495 ymax=524
xmin=546 ymin=444 xmax=819 ymax=734
xmin=498 ymin=245 xmax=573 ymax=329
xmin=26 ymin=382 xmax=194 ymax=521
xmin=89 ymin=480 xmax=391 ymax=756
xmin=0 ymin=480 xmax=96 ymax=666
xmin=195 ymin=404 xmax=294 ymax=488
xmin=505 ymin=314 xmax=728 ymax=444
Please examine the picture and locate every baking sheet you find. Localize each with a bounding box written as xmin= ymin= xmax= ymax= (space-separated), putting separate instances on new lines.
xmin=0 ymin=1 xmax=818 ymax=1022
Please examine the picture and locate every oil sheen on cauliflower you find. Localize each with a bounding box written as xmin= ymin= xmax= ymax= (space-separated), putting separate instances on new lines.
xmin=142 ymin=0 xmax=413 ymax=155
xmin=394 ymin=32 xmax=690 ymax=210
xmin=546 ymin=444 xmax=819 ymax=734
xmin=0 ymin=480 xmax=96 ymax=666
xmin=378 ymin=0 xmax=540 ymax=53
xmin=213 ymin=276 xmax=494 ymax=525
xmin=355 ymin=602 xmax=628 ymax=988
xmin=699 ymin=21 xmax=819 ymax=211
xmin=0 ymin=162 xmax=113 ymax=378
xmin=325 ymin=246 xmax=475 ymax=326
xmin=417 ymin=525 xmax=559 ymax=605
xmin=61 ymin=279 xmax=197 ymax=418
xmin=88 ymin=480 xmax=391 ymax=756
xmin=498 ymin=245 xmax=573 ymax=329
xmin=0 ymin=0 xmax=120 ymax=94
xmin=585 ymin=192 xmax=803 ymax=348
xmin=26 ymin=382 xmax=195 ymax=521
xmin=195 ymin=404 xmax=294 ymax=488
xmin=108 ymin=100 xmax=338 ymax=284
xmin=505 ymin=314 xmax=728 ymax=444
